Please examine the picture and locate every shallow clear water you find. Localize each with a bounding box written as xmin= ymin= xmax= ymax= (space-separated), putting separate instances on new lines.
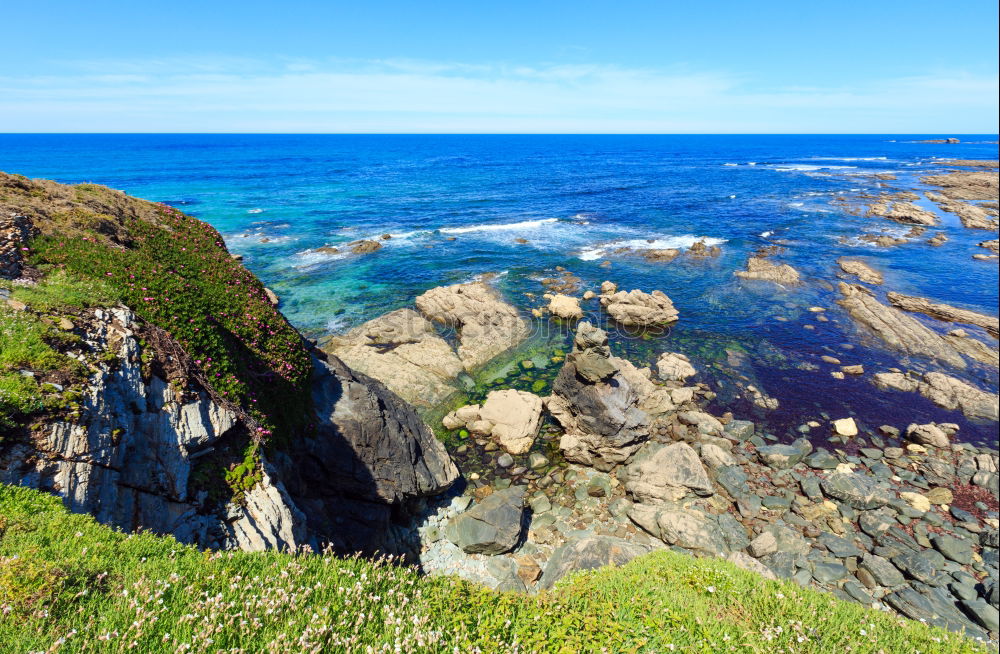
xmin=2 ymin=134 xmax=997 ymax=445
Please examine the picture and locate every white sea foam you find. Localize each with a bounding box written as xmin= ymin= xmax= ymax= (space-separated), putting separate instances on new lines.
xmin=723 ymin=163 xmax=738 ymax=167
xmin=325 ymin=315 xmax=351 ymax=334
xmin=760 ymin=231 xmax=774 ymax=238
xmin=247 ymin=208 xmax=264 ymax=214
xmin=292 ymin=247 xmax=348 ymax=268
xmin=772 ymin=164 xmax=858 ymax=172
xmin=729 ymin=194 xmax=737 ymax=199
xmin=466 ymin=270 xmax=510 ymax=284
xmin=747 ymin=162 xmax=758 ymax=166
xmin=804 ymin=156 xmax=888 ymax=162
xmin=439 ymin=217 xmax=559 ymax=234
xmin=578 ymin=235 xmax=727 ymax=261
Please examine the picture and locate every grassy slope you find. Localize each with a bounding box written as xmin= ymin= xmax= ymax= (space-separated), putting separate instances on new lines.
xmin=1 ymin=172 xmax=317 ymax=492
xmin=0 ymin=485 xmax=985 ymax=654
xmin=0 ymin=173 xmax=313 ymax=445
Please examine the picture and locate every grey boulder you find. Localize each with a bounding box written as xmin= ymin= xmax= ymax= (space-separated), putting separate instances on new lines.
xmin=446 ymin=486 xmax=527 ymax=555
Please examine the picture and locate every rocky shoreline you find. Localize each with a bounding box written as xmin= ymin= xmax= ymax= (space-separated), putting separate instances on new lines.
xmin=398 ymin=319 xmax=998 ymax=641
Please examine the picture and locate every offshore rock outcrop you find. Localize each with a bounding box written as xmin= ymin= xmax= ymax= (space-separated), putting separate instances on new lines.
xmin=837 ymin=257 xmax=884 ymax=285
xmin=926 ymin=192 xmax=999 ymax=231
xmin=837 ymin=283 xmax=967 ymax=369
xmin=598 ymin=284 xmax=679 ymax=327
xmin=921 ymin=170 xmax=999 ymax=202
xmin=886 ymin=292 xmax=999 ymax=340
xmin=872 ymin=371 xmax=999 ymax=422
xmin=734 ymin=256 xmax=801 ymax=285
xmin=416 ymin=281 xmax=530 ymax=370
xmin=323 ymin=309 xmax=464 ymax=408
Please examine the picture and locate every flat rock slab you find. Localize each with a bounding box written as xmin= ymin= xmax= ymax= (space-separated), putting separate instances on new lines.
xmin=821 ymin=473 xmax=892 ymax=510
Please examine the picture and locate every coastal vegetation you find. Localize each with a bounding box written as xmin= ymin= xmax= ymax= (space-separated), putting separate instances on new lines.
xmin=0 ymin=483 xmax=984 ymax=653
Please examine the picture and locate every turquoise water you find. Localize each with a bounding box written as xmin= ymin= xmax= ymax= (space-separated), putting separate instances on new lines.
xmin=1 ymin=134 xmax=997 ymax=444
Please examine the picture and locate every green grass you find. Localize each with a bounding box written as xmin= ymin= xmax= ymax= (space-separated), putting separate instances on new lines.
xmin=0 ymin=306 xmax=84 ymax=430
xmin=8 ymin=268 xmax=122 ymax=312
xmin=0 ymin=484 xmax=985 ymax=654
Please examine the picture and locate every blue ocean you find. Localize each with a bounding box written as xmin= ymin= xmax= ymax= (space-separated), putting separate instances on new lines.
xmin=1 ymin=134 xmax=997 ymax=444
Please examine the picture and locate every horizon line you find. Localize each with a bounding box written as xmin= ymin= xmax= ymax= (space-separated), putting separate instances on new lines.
xmin=2 ymin=132 xmax=998 ymax=137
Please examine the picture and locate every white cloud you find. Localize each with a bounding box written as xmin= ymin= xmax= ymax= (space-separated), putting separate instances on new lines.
xmin=0 ymin=57 xmax=995 ymax=132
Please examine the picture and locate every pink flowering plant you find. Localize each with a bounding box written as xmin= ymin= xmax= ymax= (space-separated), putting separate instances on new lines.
xmin=28 ymin=204 xmax=313 ymax=445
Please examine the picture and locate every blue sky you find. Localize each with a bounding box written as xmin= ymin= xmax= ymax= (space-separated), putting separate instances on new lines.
xmin=2 ymin=1 xmax=997 ymax=133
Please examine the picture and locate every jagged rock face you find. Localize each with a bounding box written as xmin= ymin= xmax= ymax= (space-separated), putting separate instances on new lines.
xmin=0 ymin=307 xmax=304 ymax=551
xmin=274 ymin=355 xmax=459 ymax=552
xmin=548 ymin=323 xmax=653 ymax=471
xmin=0 ymin=213 xmax=35 ymax=279
xmin=2 ymin=308 xmax=460 ymax=555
